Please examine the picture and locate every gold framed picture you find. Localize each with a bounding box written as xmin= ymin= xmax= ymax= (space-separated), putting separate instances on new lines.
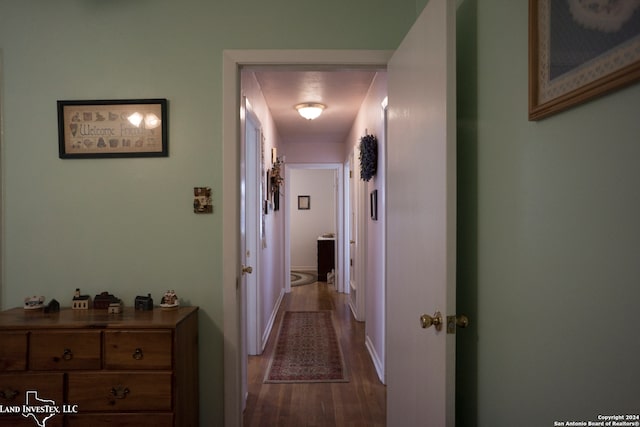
xmin=529 ymin=0 xmax=640 ymax=120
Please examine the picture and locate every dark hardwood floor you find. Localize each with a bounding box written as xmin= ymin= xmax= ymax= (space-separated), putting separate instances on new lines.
xmin=242 ymin=281 xmax=387 ymax=427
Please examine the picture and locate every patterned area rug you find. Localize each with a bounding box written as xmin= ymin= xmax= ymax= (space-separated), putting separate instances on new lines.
xmin=264 ymin=311 xmax=349 ymax=383
xmin=290 ymin=270 xmax=318 ymax=286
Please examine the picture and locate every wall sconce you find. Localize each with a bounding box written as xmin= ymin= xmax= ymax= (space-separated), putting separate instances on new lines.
xmin=295 ymin=103 xmax=325 ymax=120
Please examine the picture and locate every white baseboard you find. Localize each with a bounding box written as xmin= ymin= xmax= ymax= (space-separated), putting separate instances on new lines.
xmin=261 ymin=287 xmax=285 ymax=352
xmin=348 ymin=299 xmax=358 ymax=320
xmin=365 ymin=334 xmax=385 ymax=384
xmin=291 ymin=265 xmax=317 ymax=272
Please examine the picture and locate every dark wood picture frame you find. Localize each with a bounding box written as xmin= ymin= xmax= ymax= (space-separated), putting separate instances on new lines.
xmin=298 ymin=195 xmax=310 ymax=210
xmin=370 ymin=189 xmax=378 ymax=221
xmin=58 ymin=98 xmax=168 ymax=158
xmin=529 ymin=0 xmax=640 ymax=120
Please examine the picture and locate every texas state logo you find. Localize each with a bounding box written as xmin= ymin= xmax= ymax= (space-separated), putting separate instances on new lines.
xmin=0 ymin=390 xmax=79 ymax=427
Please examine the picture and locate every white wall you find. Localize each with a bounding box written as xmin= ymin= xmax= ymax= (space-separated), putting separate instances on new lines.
xmin=344 ymin=72 xmax=388 ymax=381
xmin=289 ymin=168 xmax=336 ymax=270
xmin=283 ymin=141 xmax=345 ymax=163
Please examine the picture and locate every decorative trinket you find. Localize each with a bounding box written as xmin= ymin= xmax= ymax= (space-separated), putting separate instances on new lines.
xmin=94 ymin=291 xmax=121 ymax=310
xmin=24 ymin=295 xmax=45 ymax=310
xmin=108 ymin=300 xmax=123 ymax=314
xmin=72 ymin=288 xmax=91 ymax=310
xmin=135 ymin=294 xmax=154 ymax=311
xmin=160 ymin=290 xmax=179 ymax=310
xmin=44 ymin=299 xmax=61 ymax=313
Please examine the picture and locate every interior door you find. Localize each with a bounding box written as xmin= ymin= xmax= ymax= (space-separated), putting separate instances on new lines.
xmin=350 ymin=146 xmax=367 ymax=321
xmin=348 ymin=152 xmax=357 ymax=313
xmin=243 ymin=100 xmax=261 ymax=357
xmin=239 ymin=97 xmax=261 ymax=411
xmin=239 ymin=97 xmax=249 ymax=412
xmin=386 ymin=0 xmax=456 ymax=425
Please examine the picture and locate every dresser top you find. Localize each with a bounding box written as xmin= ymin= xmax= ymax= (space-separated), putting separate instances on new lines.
xmin=0 ymin=306 xmax=198 ymax=329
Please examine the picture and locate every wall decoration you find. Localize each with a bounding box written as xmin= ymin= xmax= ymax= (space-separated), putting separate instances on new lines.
xmin=298 ymin=195 xmax=310 ymax=210
xmin=193 ymin=187 xmax=213 ymax=213
xmin=529 ymin=0 xmax=640 ymax=120
xmin=266 ymin=170 xmax=273 ymax=205
xmin=370 ymin=189 xmax=378 ymax=221
xmin=270 ymin=156 xmax=284 ymax=211
xmin=260 ymin=135 xmax=266 ymax=245
xmin=58 ymin=99 xmax=168 ymax=158
xmin=359 ymin=134 xmax=378 ymax=181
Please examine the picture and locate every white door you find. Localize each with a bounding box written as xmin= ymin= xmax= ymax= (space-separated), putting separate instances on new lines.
xmin=239 ymin=97 xmax=261 ymax=411
xmin=243 ymin=99 xmax=262 ymax=357
xmin=348 ymin=152 xmax=357 ymax=313
xmin=348 ymin=147 xmax=366 ymax=321
xmin=386 ymin=0 xmax=457 ymax=425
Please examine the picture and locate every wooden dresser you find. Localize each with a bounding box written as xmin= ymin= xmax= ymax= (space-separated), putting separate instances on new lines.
xmin=0 ymin=306 xmax=198 ymax=427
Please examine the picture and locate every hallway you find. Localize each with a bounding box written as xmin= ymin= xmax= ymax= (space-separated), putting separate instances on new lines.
xmin=243 ymin=282 xmax=386 ymax=427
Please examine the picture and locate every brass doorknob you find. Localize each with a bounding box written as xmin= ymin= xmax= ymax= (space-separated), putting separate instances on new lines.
xmin=241 ymin=265 xmax=253 ymax=275
xmin=455 ymin=314 xmax=469 ymax=328
xmin=446 ymin=314 xmax=470 ymax=334
xmin=420 ymin=311 xmax=443 ymax=331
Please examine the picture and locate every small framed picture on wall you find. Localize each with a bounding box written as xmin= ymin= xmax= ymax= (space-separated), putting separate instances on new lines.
xmin=370 ymin=189 xmax=378 ymax=221
xmin=298 ymin=195 xmax=310 ymax=210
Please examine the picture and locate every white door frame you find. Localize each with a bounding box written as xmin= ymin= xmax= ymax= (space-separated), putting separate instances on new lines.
xmin=284 ymin=163 xmax=344 ymax=293
xmin=222 ymin=49 xmax=392 ymax=427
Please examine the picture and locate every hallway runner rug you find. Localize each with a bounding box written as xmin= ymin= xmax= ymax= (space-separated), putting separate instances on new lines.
xmin=290 ymin=270 xmax=318 ymax=286
xmin=264 ymin=310 xmax=349 ymax=383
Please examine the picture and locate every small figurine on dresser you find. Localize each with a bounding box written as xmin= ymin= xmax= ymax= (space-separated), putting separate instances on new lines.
xmin=24 ymin=295 xmax=45 ymax=310
xmin=135 ymin=294 xmax=154 ymax=311
xmin=108 ymin=300 xmax=123 ymax=314
xmin=44 ymin=299 xmax=60 ymax=313
xmin=160 ymin=290 xmax=179 ymax=310
xmin=94 ymin=291 xmax=121 ymax=310
xmin=72 ymin=288 xmax=91 ymax=310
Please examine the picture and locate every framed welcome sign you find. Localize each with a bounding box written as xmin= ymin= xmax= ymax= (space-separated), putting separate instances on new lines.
xmin=57 ymin=99 xmax=168 ymax=158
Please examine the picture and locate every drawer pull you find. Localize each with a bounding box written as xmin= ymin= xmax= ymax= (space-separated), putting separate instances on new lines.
xmin=110 ymin=385 xmax=130 ymax=400
xmin=132 ymin=348 xmax=144 ymax=360
xmin=0 ymin=388 xmax=19 ymax=401
xmin=62 ymin=348 xmax=74 ymax=360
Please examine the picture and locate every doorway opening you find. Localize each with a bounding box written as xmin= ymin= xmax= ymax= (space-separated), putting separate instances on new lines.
xmin=284 ymin=164 xmax=343 ymax=294
xmin=223 ymin=50 xmax=392 ymax=427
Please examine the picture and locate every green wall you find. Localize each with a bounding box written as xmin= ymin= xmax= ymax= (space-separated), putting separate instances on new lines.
xmin=0 ymin=1 xmax=416 ymax=425
xmin=458 ymin=1 xmax=640 ymax=426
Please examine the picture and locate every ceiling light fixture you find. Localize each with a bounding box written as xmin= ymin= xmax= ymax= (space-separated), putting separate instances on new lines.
xmin=295 ymin=103 xmax=325 ymax=120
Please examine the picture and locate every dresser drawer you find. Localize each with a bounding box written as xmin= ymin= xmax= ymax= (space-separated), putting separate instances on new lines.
xmin=67 ymin=372 xmax=172 ymax=412
xmin=0 ymin=373 xmax=64 ymax=427
xmin=0 ymin=331 xmax=27 ymax=371
xmin=30 ymin=331 xmax=101 ymax=370
xmin=0 ymin=415 xmax=63 ymax=427
xmin=104 ymin=330 xmax=172 ymax=370
xmin=0 ymin=373 xmax=64 ymax=406
xmin=67 ymin=413 xmax=173 ymax=427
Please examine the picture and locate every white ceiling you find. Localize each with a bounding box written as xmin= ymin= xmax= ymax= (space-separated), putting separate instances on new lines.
xmin=251 ymin=69 xmax=379 ymax=145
